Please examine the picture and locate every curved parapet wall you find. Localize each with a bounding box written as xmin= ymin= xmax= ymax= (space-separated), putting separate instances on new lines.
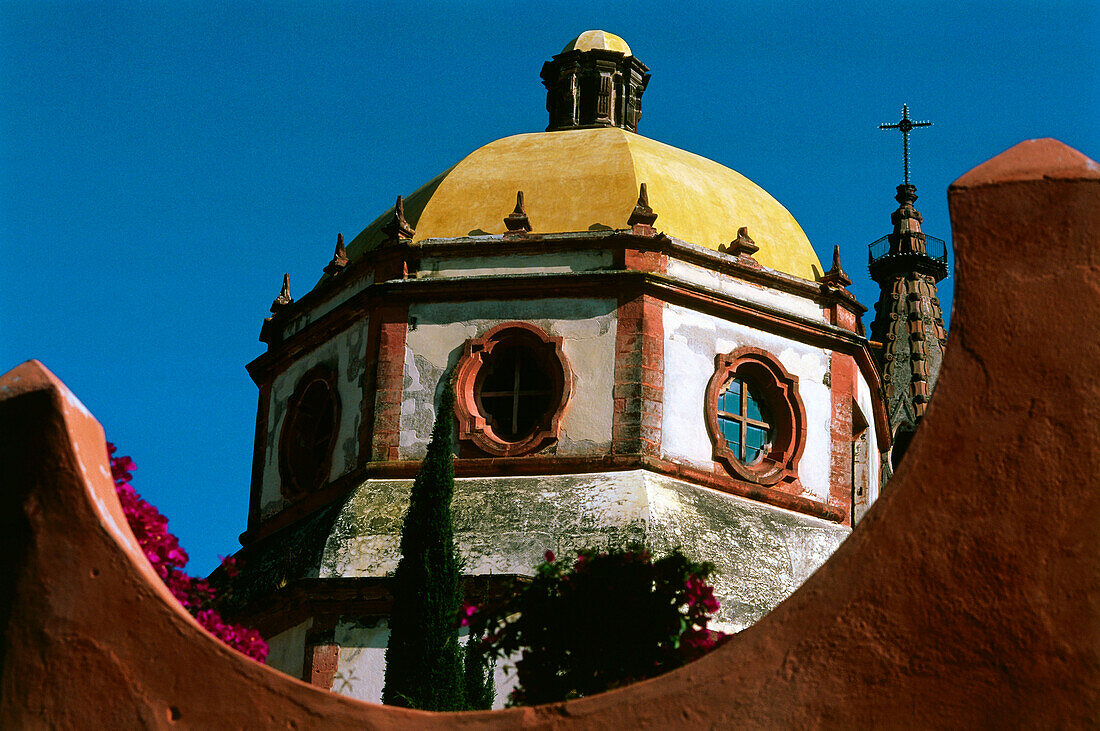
xmin=2 ymin=138 xmax=1098 ymax=727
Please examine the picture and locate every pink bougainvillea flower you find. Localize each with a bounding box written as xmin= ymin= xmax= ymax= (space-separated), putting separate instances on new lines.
xmin=219 ymin=554 xmax=240 ymax=578
xmin=544 ymin=549 xmax=555 ymax=563
xmin=459 ymin=603 xmax=479 ymax=627
xmin=107 ymin=441 xmax=268 ymax=663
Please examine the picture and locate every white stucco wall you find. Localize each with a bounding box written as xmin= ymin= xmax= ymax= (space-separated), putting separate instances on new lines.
xmin=418 ymin=250 xmax=613 ymax=279
xmin=265 ymin=618 xmax=312 ymax=681
xmin=400 ymin=298 xmax=617 ymax=460
xmin=665 ymin=258 xmax=826 ymax=323
xmin=660 ymin=302 xmax=833 ymax=503
xmin=259 ymin=317 xmax=370 ymax=517
xmin=855 ymin=367 xmax=881 ymax=505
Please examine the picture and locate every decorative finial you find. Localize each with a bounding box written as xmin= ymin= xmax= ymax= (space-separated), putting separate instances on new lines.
xmin=721 ymin=226 xmax=760 ymax=257
xmin=382 ymin=196 xmax=415 ymax=241
xmin=879 ymin=104 xmax=933 ymax=187
xmin=504 ymin=191 xmax=532 ymax=233
xmin=818 ymin=244 xmax=852 ymax=288
xmin=270 ymin=273 xmax=293 ymax=313
xmin=323 ymin=232 xmax=348 ymax=276
xmin=627 ymin=182 xmax=658 ymax=234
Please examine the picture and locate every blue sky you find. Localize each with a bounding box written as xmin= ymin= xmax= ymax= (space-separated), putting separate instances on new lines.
xmin=3 ymin=1 xmax=1097 ymax=573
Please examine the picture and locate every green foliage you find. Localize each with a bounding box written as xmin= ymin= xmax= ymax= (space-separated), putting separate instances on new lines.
xmin=381 ymin=382 xmax=465 ymax=710
xmin=462 ymin=628 xmax=495 ymax=710
xmin=466 ymin=546 xmax=727 ymax=706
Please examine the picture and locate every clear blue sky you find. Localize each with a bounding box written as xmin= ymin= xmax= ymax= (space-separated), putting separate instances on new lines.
xmin=3 ymin=1 xmax=1097 ymax=574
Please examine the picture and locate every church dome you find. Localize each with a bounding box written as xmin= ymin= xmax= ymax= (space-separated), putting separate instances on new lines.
xmin=345 ymin=33 xmax=822 ymax=282
xmin=347 ymin=127 xmax=821 ymax=280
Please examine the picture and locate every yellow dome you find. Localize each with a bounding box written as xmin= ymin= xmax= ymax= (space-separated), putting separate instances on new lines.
xmin=561 ymin=30 xmax=632 ymax=55
xmin=347 ymin=127 xmax=821 ymax=281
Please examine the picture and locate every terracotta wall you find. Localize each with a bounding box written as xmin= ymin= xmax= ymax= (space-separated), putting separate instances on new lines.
xmin=1 ymin=138 xmax=1097 ymax=728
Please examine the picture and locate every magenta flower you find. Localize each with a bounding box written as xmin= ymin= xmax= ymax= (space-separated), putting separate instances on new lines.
xmin=459 ymin=603 xmax=479 ymax=627
xmin=544 ymin=549 xmax=555 ymax=563
xmin=107 ymin=442 xmax=268 ymax=663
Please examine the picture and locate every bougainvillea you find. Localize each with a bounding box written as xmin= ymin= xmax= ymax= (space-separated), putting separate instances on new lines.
xmin=107 ymin=442 xmax=268 ymax=662
xmin=464 ymin=546 xmax=729 ymax=706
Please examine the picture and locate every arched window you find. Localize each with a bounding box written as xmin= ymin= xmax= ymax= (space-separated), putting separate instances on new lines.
xmin=454 ymin=323 xmax=572 ymax=457
xmin=279 ymin=366 xmax=340 ymax=497
xmin=705 ymin=348 xmax=805 ymax=486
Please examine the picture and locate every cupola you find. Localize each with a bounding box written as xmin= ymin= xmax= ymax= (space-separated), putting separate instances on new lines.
xmin=540 ymin=30 xmax=651 ymax=132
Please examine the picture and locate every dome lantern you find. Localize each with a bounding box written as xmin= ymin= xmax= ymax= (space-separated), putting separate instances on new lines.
xmin=540 ymin=30 xmax=650 ymax=133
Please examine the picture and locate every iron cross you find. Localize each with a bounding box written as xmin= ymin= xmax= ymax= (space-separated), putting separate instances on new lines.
xmin=880 ymin=104 xmax=933 ymax=186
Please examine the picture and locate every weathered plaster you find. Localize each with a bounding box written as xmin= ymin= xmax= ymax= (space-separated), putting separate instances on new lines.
xmin=665 ymin=257 xmax=825 ymax=322
xmin=283 ymin=273 xmax=375 ymax=339
xmin=318 ymin=470 xmax=847 ymax=634
xmin=660 ymin=303 xmax=832 ymax=501
xmin=330 ymin=622 xmax=519 ymax=709
xmin=417 ymin=250 xmax=613 ymax=279
xmin=399 ymin=298 xmax=617 ymax=460
xmin=319 ymin=472 xmax=648 ymax=580
xmin=642 ymin=472 xmax=849 ymax=632
xmin=260 ymin=317 xmax=369 ymax=517
xmin=265 ymin=618 xmax=312 ymax=681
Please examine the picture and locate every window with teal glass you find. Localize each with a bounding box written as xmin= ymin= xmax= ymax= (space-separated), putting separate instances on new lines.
xmin=716 ymin=376 xmax=773 ymax=464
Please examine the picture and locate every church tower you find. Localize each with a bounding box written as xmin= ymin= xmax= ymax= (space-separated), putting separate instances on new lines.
xmin=868 ymin=106 xmax=949 ymax=473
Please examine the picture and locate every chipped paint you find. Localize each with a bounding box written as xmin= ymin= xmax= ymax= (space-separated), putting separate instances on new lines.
xmin=260 ymin=318 xmax=370 ymax=516
xmin=316 ymin=470 xmax=846 ymax=635
xmin=666 ymin=258 xmax=826 ymax=322
xmin=661 ymin=303 xmax=833 ymax=501
xmin=400 ymin=299 xmax=616 ymax=460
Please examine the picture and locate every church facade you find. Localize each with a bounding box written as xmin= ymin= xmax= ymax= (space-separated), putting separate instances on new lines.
xmin=222 ymin=31 xmax=934 ymax=705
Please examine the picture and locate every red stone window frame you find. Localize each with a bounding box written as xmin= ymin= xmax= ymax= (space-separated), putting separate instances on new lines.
xmin=704 ymin=347 xmax=806 ymax=486
xmin=278 ymin=364 xmax=341 ymax=499
xmin=453 ymin=322 xmax=572 ymax=457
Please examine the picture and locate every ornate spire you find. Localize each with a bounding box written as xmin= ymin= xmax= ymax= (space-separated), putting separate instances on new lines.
xmin=818 ymin=245 xmax=852 ymax=288
xmin=869 ymin=105 xmax=948 ymax=474
xmin=270 ymin=273 xmax=293 ymax=313
xmin=540 ymin=31 xmax=650 ymax=132
xmin=381 ymin=196 xmax=415 ymax=241
xmin=627 ymin=182 xmax=657 ymax=234
xmin=721 ymin=227 xmax=759 ymax=258
xmin=323 ymin=233 xmax=348 ymax=276
xmin=504 ymin=191 xmax=532 ymax=233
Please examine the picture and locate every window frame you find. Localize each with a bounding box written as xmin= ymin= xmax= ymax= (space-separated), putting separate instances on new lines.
xmin=704 ymin=347 xmax=805 ymax=486
xmin=453 ymin=322 xmax=572 ymax=457
xmin=278 ymin=364 xmax=341 ymax=498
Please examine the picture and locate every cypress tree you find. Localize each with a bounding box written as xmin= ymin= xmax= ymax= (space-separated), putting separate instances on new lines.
xmin=462 ymin=628 xmax=495 ymax=710
xmin=382 ymin=381 xmax=464 ymax=710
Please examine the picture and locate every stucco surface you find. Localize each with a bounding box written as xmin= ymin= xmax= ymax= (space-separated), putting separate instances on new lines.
xmin=643 ymin=473 xmax=849 ymax=631
xmin=418 ymin=250 xmax=613 ymax=279
xmin=261 ymin=317 xmax=369 ymax=516
xmin=314 ymin=469 xmax=845 ymax=638
xmin=401 ymin=298 xmax=617 ymax=460
xmin=2 ymin=139 xmax=1097 ymax=728
xmin=665 ymin=257 xmax=826 ymax=322
xmin=661 ymin=302 xmax=833 ymax=501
